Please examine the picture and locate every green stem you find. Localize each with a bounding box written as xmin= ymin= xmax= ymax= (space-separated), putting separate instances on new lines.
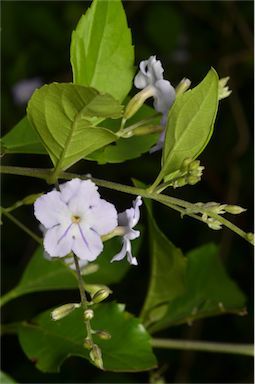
xmin=0 ymin=166 xmax=252 ymax=245
xmin=1 ymin=207 xmax=42 ymax=244
xmin=151 ymin=338 xmax=254 ymax=357
xmin=73 ymin=253 xmax=93 ymax=342
xmin=0 ymin=288 xmax=19 ymax=308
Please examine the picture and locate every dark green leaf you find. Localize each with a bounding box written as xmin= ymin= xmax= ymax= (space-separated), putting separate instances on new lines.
xmin=140 ymin=197 xmax=186 ymax=325
xmin=1 ymin=116 xmax=46 ymax=154
xmin=0 ymin=371 xmax=17 ymax=383
xmin=149 ymin=243 xmax=246 ymax=333
xmin=27 ymin=83 xmax=122 ymax=170
xmin=161 ymin=68 xmax=219 ymax=180
xmin=70 ymin=0 xmax=134 ymax=102
xmin=18 ymin=302 xmax=157 ymax=372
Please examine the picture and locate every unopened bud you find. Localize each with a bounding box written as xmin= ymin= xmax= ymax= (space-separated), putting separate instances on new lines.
xmin=224 ymin=205 xmax=247 ymax=215
xmin=207 ymin=218 xmax=222 ymax=230
xmin=188 ymin=160 xmax=200 ymax=171
xmin=83 ymin=338 xmax=93 ymax=350
xmin=246 ymin=233 xmax=254 ymax=245
xmin=131 ymin=125 xmax=162 ymax=136
xmin=124 ymin=86 xmax=155 ymax=120
xmin=173 ymin=177 xmax=187 ymax=188
xmin=51 ymin=303 xmax=80 ymax=321
xmin=218 ymin=77 xmax=232 ymax=100
xmin=89 ymin=344 xmax=104 ymax=370
xmin=187 ymin=175 xmax=200 ymax=185
xmin=175 ymin=78 xmax=191 ymax=97
xmin=95 ymin=330 xmax=112 ymax=340
xmin=92 ymin=288 xmax=112 ymax=304
xmin=181 ymin=158 xmax=193 ymax=171
xmin=84 ymin=309 xmax=94 ymax=320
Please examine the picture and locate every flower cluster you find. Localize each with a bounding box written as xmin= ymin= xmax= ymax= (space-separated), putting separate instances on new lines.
xmin=34 ymin=179 xmax=142 ymax=266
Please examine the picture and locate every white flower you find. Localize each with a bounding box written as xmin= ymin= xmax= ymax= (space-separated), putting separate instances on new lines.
xmin=134 ymin=56 xmax=176 ymax=116
xmin=134 ymin=56 xmax=176 ymax=153
xmin=111 ymin=196 xmax=142 ymax=265
xmin=12 ymin=77 xmax=42 ymax=105
xmin=34 ymin=179 xmax=118 ymax=261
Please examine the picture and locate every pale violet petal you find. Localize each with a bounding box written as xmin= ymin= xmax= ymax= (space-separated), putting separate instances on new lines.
xmin=126 ymin=239 xmax=138 ymax=265
xmin=132 ymin=196 xmax=142 ymax=227
xmin=134 ymin=72 xmax=149 ymax=89
xmin=72 ymin=224 xmax=103 ymax=261
xmin=60 ymin=179 xmax=100 ymax=207
xmin=153 ymin=79 xmax=176 ymax=114
xmin=111 ymin=239 xmax=128 ymax=262
xmin=126 ymin=229 xmax=140 ymax=241
xmin=34 ymin=191 xmax=71 ymax=229
xmin=44 ymin=224 xmax=74 ymax=257
xmin=86 ymin=199 xmax=118 ymax=236
xmin=150 ymin=129 xmax=166 ymax=153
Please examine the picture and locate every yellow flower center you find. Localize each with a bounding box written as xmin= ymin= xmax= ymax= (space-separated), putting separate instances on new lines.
xmin=72 ymin=215 xmax=81 ymax=224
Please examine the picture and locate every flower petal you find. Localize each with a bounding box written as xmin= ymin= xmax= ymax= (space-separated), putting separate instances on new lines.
xmin=72 ymin=224 xmax=103 ymax=261
xmin=150 ymin=129 xmax=166 ymax=153
xmin=44 ymin=224 xmax=74 ymax=257
xmin=34 ymin=191 xmax=70 ymax=229
xmin=87 ymin=199 xmax=118 ymax=235
xmin=60 ymin=179 xmax=100 ymax=207
xmin=153 ymin=79 xmax=176 ymax=114
xmin=111 ymin=239 xmax=128 ymax=262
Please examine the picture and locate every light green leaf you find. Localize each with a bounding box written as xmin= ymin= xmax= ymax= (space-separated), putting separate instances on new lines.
xmin=140 ymin=196 xmax=186 ymax=325
xmin=148 ymin=243 xmax=246 ymax=333
xmin=161 ymin=68 xmax=219 ymax=180
xmin=27 ymin=83 xmax=122 ymax=170
xmin=71 ymin=0 xmax=134 ymax=102
xmin=0 ymin=371 xmax=17 ymax=383
xmin=87 ymin=104 xmax=161 ymax=164
xmin=1 ymin=116 xmax=46 ymax=155
xmin=18 ymin=302 xmax=157 ymax=372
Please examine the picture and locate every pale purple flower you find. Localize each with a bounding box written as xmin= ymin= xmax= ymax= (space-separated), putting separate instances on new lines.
xmin=134 ymin=56 xmax=176 ymax=153
xmin=34 ymin=179 xmax=118 ymax=261
xmin=111 ymin=196 xmax=142 ymax=266
xmin=12 ymin=77 xmax=42 ymax=105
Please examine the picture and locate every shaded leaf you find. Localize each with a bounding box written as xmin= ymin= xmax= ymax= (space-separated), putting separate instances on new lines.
xmin=71 ymin=0 xmax=134 ymax=102
xmin=141 ymin=198 xmax=186 ymax=325
xmin=27 ymin=83 xmax=122 ymax=170
xmin=18 ymin=302 xmax=157 ymax=372
xmin=0 ymin=371 xmax=17 ymax=383
xmin=162 ymin=68 xmax=219 ymax=180
xmin=148 ymin=243 xmax=246 ymax=333
xmin=1 ymin=116 xmax=46 ymax=155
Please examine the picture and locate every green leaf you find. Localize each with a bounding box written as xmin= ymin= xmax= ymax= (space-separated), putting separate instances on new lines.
xmin=0 ymin=371 xmax=17 ymax=383
xmin=18 ymin=302 xmax=157 ymax=372
xmin=1 ymin=116 xmax=46 ymax=155
xmin=27 ymin=83 xmax=122 ymax=170
xmin=141 ymin=198 xmax=186 ymax=325
xmin=87 ymin=104 xmax=161 ymax=164
xmin=1 ymin=237 xmax=138 ymax=305
xmin=148 ymin=243 xmax=246 ymax=333
xmin=161 ymin=68 xmax=219 ymax=180
xmin=71 ymin=0 xmax=134 ymax=102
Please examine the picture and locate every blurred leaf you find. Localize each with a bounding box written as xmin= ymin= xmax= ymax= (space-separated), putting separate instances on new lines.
xmin=87 ymin=104 xmax=160 ymax=164
xmin=18 ymin=302 xmax=157 ymax=372
xmin=148 ymin=243 xmax=246 ymax=333
xmin=70 ymin=0 xmax=134 ymax=102
xmin=141 ymin=197 xmax=186 ymax=325
xmin=0 ymin=371 xmax=17 ymax=383
xmin=162 ymin=68 xmax=219 ymax=180
xmin=27 ymin=83 xmax=122 ymax=170
xmin=1 ymin=116 xmax=46 ymax=154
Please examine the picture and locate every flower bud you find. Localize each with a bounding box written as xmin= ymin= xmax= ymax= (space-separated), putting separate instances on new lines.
xmin=187 ymin=175 xmax=200 ymax=185
xmin=224 ymin=205 xmax=247 ymax=214
xmin=131 ymin=125 xmax=162 ymax=136
xmin=218 ymin=77 xmax=232 ymax=100
xmin=84 ymin=309 xmax=94 ymax=320
xmin=181 ymin=158 xmax=193 ymax=171
xmin=89 ymin=344 xmax=104 ymax=370
xmin=83 ymin=338 xmax=93 ymax=350
xmin=51 ymin=303 xmax=80 ymax=321
xmin=207 ymin=218 xmax=222 ymax=230
xmin=92 ymin=288 xmax=112 ymax=304
xmin=246 ymin=233 xmax=254 ymax=245
xmin=188 ymin=160 xmax=200 ymax=171
xmin=173 ymin=177 xmax=187 ymax=188
xmin=95 ymin=330 xmax=112 ymax=340
xmin=124 ymin=86 xmax=155 ymax=120
xmin=175 ymin=78 xmax=191 ymax=97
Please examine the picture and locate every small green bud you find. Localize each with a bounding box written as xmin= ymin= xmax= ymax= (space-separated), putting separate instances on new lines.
xmin=218 ymin=77 xmax=232 ymax=100
xmin=175 ymin=78 xmax=191 ymax=97
xmin=246 ymin=233 xmax=254 ymax=245
xmin=187 ymin=175 xmax=200 ymax=185
xmin=95 ymin=330 xmax=112 ymax=340
xmin=131 ymin=125 xmax=162 ymax=136
xmin=83 ymin=338 xmax=93 ymax=350
xmin=181 ymin=158 xmax=193 ymax=171
xmin=84 ymin=309 xmax=94 ymax=320
xmin=51 ymin=303 xmax=80 ymax=321
xmin=224 ymin=205 xmax=247 ymax=214
xmin=124 ymin=86 xmax=155 ymax=120
xmin=92 ymin=288 xmax=112 ymax=303
xmin=173 ymin=177 xmax=187 ymax=188
xmin=188 ymin=160 xmax=200 ymax=171
xmin=81 ymin=263 xmax=99 ymax=276
xmin=89 ymin=344 xmax=104 ymax=370
xmin=207 ymin=218 xmax=222 ymax=230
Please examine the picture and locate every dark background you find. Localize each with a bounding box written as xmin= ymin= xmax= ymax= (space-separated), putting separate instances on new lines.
xmin=1 ymin=1 xmax=253 ymax=383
